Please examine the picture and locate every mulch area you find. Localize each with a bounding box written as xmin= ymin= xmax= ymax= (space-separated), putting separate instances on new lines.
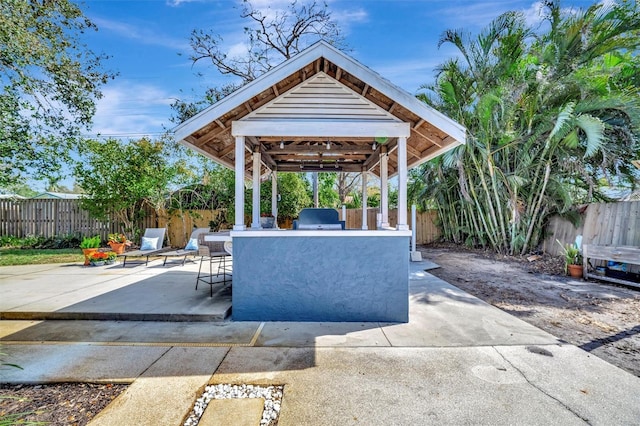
xmin=0 ymin=382 xmax=128 ymax=426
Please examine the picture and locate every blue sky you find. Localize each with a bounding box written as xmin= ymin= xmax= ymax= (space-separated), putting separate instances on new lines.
xmin=80 ymin=0 xmax=598 ymax=140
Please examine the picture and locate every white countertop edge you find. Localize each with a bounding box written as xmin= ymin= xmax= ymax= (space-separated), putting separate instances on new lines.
xmin=230 ymin=229 xmax=412 ymax=237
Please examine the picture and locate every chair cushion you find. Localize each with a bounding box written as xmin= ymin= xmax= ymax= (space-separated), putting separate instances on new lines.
xmin=185 ymin=238 xmax=199 ymax=250
xmin=140 ymin=237 xmax=158 ymax=250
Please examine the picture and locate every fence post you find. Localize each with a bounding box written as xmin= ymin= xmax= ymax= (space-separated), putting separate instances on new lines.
xmin=410 ymin=204 xmax=422 ymax=261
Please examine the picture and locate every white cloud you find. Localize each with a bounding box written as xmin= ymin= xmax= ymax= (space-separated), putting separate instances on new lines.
xmin=333 ymin=7 xmax=369 ymax=27
xmin=522 ymin=1 xmax=547 ymax=27
xmin=92 ymin=17 xmax=191 ymax=52
xmin=91 ymin=81 xmax=176 ymax=137
xmin=227 ymin=42 xmax=250 ymax=59
xmin=166 ymin=0 xmax=202 ymax=6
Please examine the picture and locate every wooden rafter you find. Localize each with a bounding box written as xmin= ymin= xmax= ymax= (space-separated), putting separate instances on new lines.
xmin=194 ymin=126 xmax=228 ymax=148
xmin=411 ymin=126 xmax=442 ymax=147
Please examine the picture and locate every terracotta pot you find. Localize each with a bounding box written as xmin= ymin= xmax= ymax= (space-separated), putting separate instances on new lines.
xmin=108 ymin=242 xmax=126 ymax=254
xmin=82 ymin=248 xmax=98 ymax=266
xmin=568 ymin=264 xmax=583 ymax=279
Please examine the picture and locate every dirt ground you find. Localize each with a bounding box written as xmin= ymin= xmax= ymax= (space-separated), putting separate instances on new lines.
xmin=420 ymin=244 xmax=640 ymax=377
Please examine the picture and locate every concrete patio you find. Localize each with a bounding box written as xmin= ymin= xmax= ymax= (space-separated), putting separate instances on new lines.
xmin=1 ymin=259 xmax=640 ymax=425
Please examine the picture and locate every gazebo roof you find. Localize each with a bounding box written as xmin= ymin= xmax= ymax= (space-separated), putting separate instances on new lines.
xmin=173 ymin=41 xmax=466 ymax=177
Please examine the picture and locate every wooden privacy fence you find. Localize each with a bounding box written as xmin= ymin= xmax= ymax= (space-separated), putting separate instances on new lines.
xmin=7 ymin=198 xmax=638 ymax=254
xmin=342 ymin=208 xmax=441 ymax=245
xmin=164 ymin=208 xmax=441 ymax=247
xmin=0 ymin=199 xmax=442 ymax=247
xmin=0 ymin=199 xmax=156 ymax=241
xmin=542 ymin=201 xmax=640 ymax=256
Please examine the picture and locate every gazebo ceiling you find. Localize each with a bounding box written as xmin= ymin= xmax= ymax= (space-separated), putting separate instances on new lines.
xmin=173 ymin=41 xmax=466 ymax=178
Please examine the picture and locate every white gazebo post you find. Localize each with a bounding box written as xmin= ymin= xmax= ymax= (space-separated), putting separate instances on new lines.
xmin=271 ymin=169 xmax=278 ymax=228
xmin=361 ymin=168 xmax=368 ymax=230
xmin=380 ymin=145 xmax=389 ymax=228
xmin=234 ymin=136 xmax=246 ymax=231
xmin=312 ymin=172 xmax=319 ymax=207
xmin=251 ymin=148 xmax=261 ymax=229
xmin=397 ymin=136 xmax=409 ymax=230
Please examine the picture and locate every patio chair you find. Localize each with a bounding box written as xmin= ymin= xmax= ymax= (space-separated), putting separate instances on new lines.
xmin=196 ymin=231 xmax=232 ymax=296
xmin=119 ymin=228 xmax=167 ymax=267
xmin=161 ymin=227 xmax=210 ymax=266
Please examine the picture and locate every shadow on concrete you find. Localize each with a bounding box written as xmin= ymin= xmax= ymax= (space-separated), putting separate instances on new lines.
xmin=579 ymin=324 xmax=640 ymax=352
xmin=1 ymin=269 xmax=231 ymax=322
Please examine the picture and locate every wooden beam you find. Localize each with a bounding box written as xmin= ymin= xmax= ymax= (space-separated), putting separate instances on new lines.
xmin=217 ymin=143 xmax=236 ymax=158
xmin=259 ymin=136 xmax=373 ymax=143
xmin=442 ymin=136 xmax=457 ymax=145
xmin=277 ymin=164 xmax=363 ymax=173
xmin=264 ymin=146 xmax=372 ymax=154
xmin=411 ymin=126 xmax=442 ymax=147
xmin=363 ymin=146 xmax=381 ymax=170
xmin=406 ymin=143 xmax=422 ymax=160
xmin=413 ymin=119 xmax=425 ymax=129
xmin=361 ymin=84 xmax=369 ymax=96
xmin=215 ymin=119 xmax=226 ymax=129
xmin=271 ymin=154 xmax=368 ymax=161
xmin=244 ymin=102 xmax=253 ymax=113
xmin=272 ymin=85 xmax=279 ymax=96
xmin=194 ymin=126 xmax=228 ymax=148
xmin=388 ymin=102 xmax=397 ymax=114
xmin=261 ymin=152 xmax=277 ymax=170
xmin=245 ymin=136 xmax=259 ymax=152
xmin=336 ymin=66 xmax=342 ymax=81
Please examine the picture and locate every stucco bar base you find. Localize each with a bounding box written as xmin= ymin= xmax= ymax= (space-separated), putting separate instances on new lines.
xmin=231 ymin=230 xmax=411 ymax=322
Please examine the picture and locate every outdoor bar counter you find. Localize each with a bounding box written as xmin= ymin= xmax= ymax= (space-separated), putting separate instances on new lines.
xmin=230 ymin=229 xmax=411 ymax=322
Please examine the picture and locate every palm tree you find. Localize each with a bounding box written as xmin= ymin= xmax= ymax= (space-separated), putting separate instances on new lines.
xmin=413 ymin=0 xmax=640 ymax=254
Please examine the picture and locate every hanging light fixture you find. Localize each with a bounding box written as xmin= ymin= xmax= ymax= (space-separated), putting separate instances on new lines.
xmin=280 ymin=139 xmax=284 ymax=149
xmin=372 ymin=142 xmax=377 ymax=150
xmin=326 ymin=140 xmax=330 ymax=150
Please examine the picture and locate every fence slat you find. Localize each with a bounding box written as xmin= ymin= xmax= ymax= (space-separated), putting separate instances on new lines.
xmin=543 ymin=201 xmax=640 ymax=255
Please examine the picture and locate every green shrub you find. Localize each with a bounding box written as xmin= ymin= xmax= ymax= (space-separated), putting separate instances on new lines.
xmin=0 ymin=235 xmax=21 ymax=247
xmin=79 ymin=235 xmax=101 ymax=249
xmin=36 ymin=234 xmax=82 ymax=249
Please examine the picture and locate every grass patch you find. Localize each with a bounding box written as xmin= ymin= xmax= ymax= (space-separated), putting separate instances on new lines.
xmin=0 ymin=248 xmax=83 ymax=266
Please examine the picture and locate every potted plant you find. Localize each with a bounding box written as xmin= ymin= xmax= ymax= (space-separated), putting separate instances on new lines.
xmin=105 ymin=251 xmax=117 ymax=265
xmin=557 ymin=240 xmax=583 ymax=278
xmin=88 ymin=251 xmax=109 ymax=266
xmin=107 ymin=233 xmax=131 ymax=254
xmin=80 ymin=235 xmax=101 ymax=266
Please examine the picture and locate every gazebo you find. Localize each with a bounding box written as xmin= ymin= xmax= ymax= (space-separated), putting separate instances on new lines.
xmin=174 ymin=41 xmax=465 ymax=322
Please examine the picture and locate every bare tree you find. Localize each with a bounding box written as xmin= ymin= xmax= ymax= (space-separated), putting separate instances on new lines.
xmin=337 ymin=172 xmax=360 ymax=205
xmin=189 ymin=0 xmax=345 ymax=84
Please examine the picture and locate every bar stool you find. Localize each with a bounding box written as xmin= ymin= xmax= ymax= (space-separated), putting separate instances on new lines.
xmin=195 ymin=232 xmax=232 ymax=296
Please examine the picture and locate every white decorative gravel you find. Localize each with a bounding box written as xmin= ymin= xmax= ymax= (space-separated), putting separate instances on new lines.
xmin=183 ymin=383 xmax=284 ymax=426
